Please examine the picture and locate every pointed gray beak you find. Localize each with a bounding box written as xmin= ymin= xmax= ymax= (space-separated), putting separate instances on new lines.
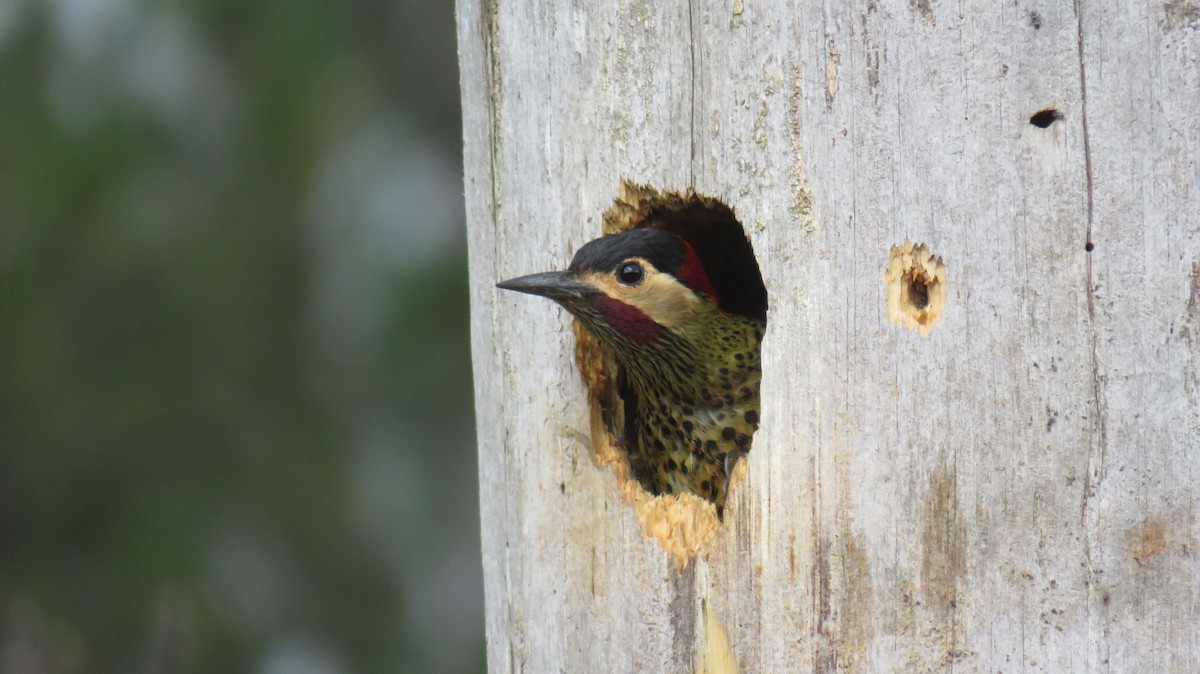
xmin=496 ymin=271 xmax=595 ymax=303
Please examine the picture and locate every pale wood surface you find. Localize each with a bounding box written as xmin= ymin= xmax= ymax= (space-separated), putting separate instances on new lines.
xmin=458 ymin=1 xmax=1200 ymax=671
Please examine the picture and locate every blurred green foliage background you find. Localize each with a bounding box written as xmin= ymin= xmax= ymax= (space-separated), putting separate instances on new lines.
xmin=0 ymin=0 xmax=482 ymax=672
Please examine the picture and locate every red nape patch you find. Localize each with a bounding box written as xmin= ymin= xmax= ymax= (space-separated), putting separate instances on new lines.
xmin=594 ymin=295 xmax=661 ymax=344
xmin=675 ymin=241 xmax=720 ymax=308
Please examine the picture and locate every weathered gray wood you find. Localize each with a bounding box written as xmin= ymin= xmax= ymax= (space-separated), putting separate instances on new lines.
xmin=459 ymin=1 xmax=1200 ymax=671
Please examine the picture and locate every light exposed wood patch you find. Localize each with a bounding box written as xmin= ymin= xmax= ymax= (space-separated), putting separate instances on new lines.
xmin=885 ymin=241 xmax=947 ymax=336
xmin=695 ymin=600 xmax=739 ymax=674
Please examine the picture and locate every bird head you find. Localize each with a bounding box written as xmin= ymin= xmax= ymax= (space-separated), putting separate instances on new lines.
xmin=497 ymin=228 xmax=721 ymax=351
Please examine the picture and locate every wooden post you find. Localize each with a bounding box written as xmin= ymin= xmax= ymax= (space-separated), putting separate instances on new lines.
xmin=459 ymin=1 xmax=1200 ymax=671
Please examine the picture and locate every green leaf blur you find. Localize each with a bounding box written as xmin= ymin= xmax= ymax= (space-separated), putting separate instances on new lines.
xmin=0 ymin=0 xmax=480 ymax=672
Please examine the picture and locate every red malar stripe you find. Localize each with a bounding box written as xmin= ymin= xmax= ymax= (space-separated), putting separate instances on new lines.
xmin=594 ymin=295 xmax=661 ymax=344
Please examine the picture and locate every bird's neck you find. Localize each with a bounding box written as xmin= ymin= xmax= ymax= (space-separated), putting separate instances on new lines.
xmin=614 ymin=310 xmax=763 ymax=408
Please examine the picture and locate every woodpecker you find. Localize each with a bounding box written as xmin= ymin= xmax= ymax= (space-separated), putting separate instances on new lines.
xmin=498 ymin=227 xmax=764 ymax=513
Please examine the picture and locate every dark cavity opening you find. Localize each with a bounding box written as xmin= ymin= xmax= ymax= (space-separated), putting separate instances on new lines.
xmin=1085 ymin=241 xmax=1095 ymax=252
xmin=637 ymin=201 xmax=768 ymax=322
xmin=907 ymin=275 xmax=930 ymax=309
xmin=1030 ymin=108 xmax=1062 ymax=128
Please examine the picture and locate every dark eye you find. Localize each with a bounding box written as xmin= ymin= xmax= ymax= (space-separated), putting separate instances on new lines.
xmin=617 ymin=261 xmax=644 ymax=286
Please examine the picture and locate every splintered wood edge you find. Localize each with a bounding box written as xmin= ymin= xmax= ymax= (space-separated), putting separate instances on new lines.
xmin=569 ymin=180 xmax=726 ymax=563
xmin=695 ymin=600 xmax=740 ymax=674
xmin=602 ymin=179 xmax=728 ymax=235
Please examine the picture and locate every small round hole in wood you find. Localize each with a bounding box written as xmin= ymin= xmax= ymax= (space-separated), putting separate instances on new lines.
xmin=885 ymin=241 xmax=947 ymax=336
xmin=1030 ymin=108 xmax=1062 ymax=128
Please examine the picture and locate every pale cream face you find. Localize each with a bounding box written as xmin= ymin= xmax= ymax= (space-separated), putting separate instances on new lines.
xmin=580 ymin=258 xmax=704 ymax=330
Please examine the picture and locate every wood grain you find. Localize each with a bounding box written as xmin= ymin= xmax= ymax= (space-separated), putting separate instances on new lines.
xmin=459 ymin=1 xmax=1200 ymax=671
